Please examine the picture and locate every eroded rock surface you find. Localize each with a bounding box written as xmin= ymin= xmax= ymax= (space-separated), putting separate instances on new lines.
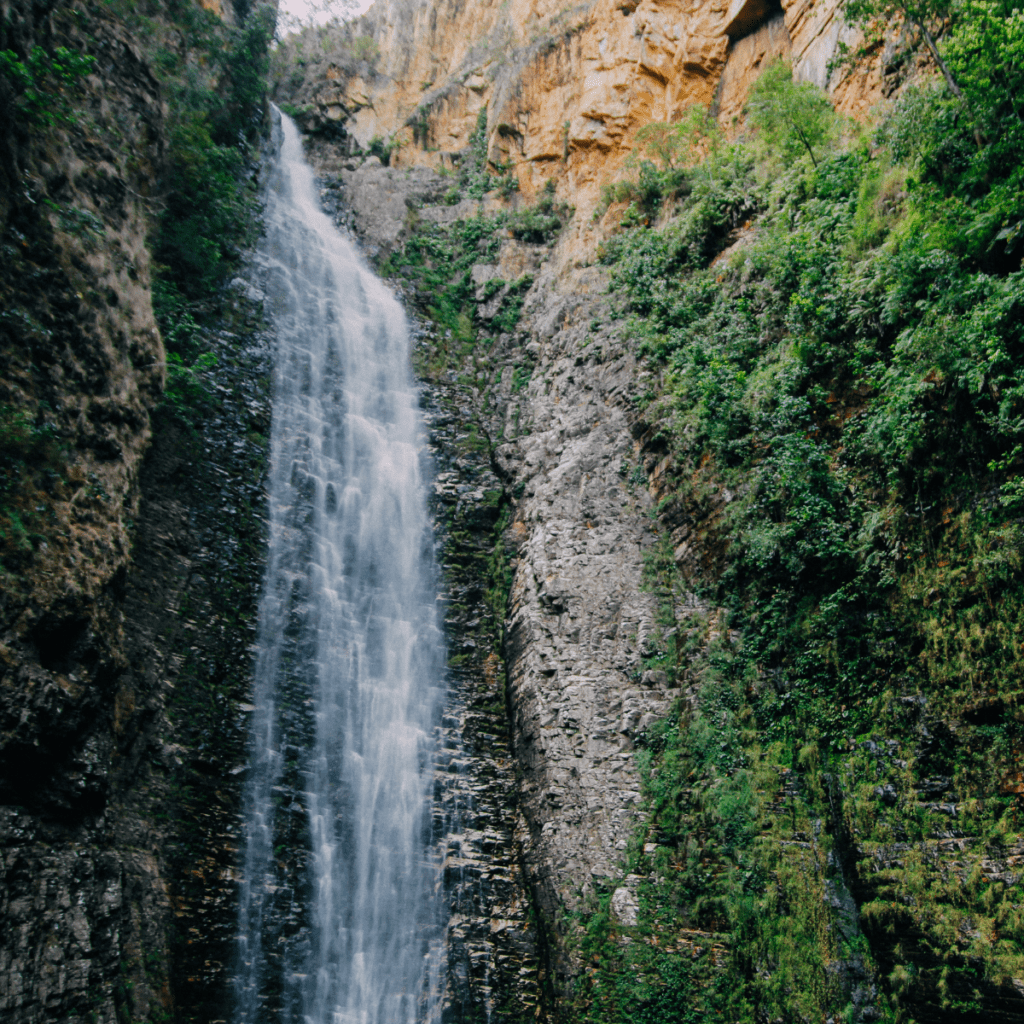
xmin=319 ymin=141 xmax=673 ymax=999
xmin=0 ymin=2 xmax=273 ymax=1011
xmin=274 ymin=0 xmax=885 ymax=247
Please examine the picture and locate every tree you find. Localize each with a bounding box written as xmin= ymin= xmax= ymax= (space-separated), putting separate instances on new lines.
xmin=842 ymin=0 xmax=968 ymax=100
xmin=744 ymin=60 xmax=838 ymax=168
xmin=633 ymin=107 xmax=725 ymax=171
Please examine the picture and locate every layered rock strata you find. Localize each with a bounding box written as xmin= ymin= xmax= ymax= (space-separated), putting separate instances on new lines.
xmin=0 ymin=1 xmax=273 ymax=1015
xmin=0 ymin=2 xmax=168 ymax=1018
xmin=275 ymin=0 xmax=885 ymax=239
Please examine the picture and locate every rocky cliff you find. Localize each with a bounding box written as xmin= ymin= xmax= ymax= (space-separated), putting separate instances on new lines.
xmin=273 ymin=0 xmax=891 ymax=234
xmin=0 ymin=0 xmax=273 ymax=1020
xmin=0 ymin=1 xmax=169 ymax=1017
xmin=275 ymin=0 xmax=1024 ymax=1020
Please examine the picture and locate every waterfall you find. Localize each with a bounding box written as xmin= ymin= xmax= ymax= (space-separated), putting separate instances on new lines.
xmin=235 ymin=110 xmax=444 ymax=1024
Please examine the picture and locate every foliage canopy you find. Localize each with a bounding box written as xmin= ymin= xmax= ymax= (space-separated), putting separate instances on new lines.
xmin=579 ymin=11 xmax=1024 ymax=1022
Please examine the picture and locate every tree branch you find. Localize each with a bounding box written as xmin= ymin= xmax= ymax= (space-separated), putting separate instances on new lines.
xmin=914 ymin=18 xmax=986 ymax=147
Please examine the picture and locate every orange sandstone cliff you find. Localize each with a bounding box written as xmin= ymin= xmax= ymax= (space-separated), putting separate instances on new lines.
xmin=274 ymin=0 xmax=887 ymax=238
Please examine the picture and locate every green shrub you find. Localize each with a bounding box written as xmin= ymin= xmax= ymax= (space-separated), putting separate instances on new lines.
xmin=490 ymin=275 xmax=533 ymax=334
xmin=382 ymin=212 xmax=508 ymax=373
xmin=508 ymin=180 xmax=572 ymax=243
xmin=745 ymin=58 xmax=840 ymax=167
xmin=0 ymin=404 xmax=65 ymax=569
xmin=140 ymin=1 xmax=273 ymax=426
xmin=367 ymin=134 xmax=398 ymax=165
xmin=0 ymin=44 xmax=96 ymax=129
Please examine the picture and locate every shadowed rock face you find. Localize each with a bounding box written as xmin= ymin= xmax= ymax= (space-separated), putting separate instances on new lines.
xmin=0 ymin=3 xmax=163 ymax=807
xmin=0 ymin=2 xmax=167 ymax=1019
xmin=0 ymin=1 xmax=272 ymax=1018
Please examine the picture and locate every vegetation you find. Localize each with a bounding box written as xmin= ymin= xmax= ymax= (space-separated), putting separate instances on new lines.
xmin=378 ymin=116 xmax=568 ymax=374
xmin=146 ymin=0 xmax=273 ymax=374
xmin=52 ymin=0 xmax=272 ymax=431
xmin=380 ymin=213 xmax=506 ymax=372
xmin=270 ymin=15 xmax=380 ymax=92
xmin=508 ymin=179 xmax=572 ymax=242
xmin=597 ymin=106 xmax=723 ymax=222
xmin=0 ymin=44 xmax=96 ymax=128
xmin=577 ymin=5 xmax=1024 ymax=1022
xmin=0 ymin=405 xmax=65 ymax=569
xmin=745 ymin=59 xmax=840 ymax=166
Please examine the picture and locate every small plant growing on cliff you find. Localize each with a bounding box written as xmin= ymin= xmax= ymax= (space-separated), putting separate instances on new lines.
xmin=349 ymin=35 xmax=379 ymax=64
xmin=634 ymin=108 xmax=724 ymax=171
xmin=460 ymin=107 xmax=495 ymax=198
xmin=0 ymin=404 xmax=65 ymax=569
xmin=367 ymin=134 xmax=399 ymax=165
xmin=597 ymin=107 xmax=725 ymax=222
xmin=745 ymin=59 xmax=839 ymax=167
xmin=508 ymin=179 xmax=572 ymax=242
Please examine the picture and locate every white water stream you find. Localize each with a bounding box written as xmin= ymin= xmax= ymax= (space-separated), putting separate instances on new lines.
xmin=235 ymin=110 xmax=444 ymax=1024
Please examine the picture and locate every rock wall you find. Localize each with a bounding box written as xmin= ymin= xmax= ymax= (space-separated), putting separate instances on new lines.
xmin=0 ymin=1 xmax=168 ymax=1018
xmin=274 ymin=0 xmax=883 ymax=241
xmin=0 ymin=1 xmax=272 ymax=1020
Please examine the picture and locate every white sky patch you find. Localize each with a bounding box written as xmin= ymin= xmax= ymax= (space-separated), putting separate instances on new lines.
xmin=277 ymin=0 xmax=375 ymax=31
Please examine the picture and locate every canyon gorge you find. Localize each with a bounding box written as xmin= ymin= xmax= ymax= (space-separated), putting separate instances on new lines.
xmin=1 ymin=0 xmax=1023 ymax=1019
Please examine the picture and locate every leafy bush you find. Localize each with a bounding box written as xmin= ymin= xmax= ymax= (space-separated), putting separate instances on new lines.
xmin=155 ymin=112 xmax=255 ymax=299
xmin=140 ymin=1 xmax=273 ymax=425
xmin=508 ymin=180 xmax=572 ymax=243
xmin=582 ymin=24 xmax=1024 ymax=1022
xmin=0 ymin=44 xmax=96 ymax=129
xmin=490 ymin=275 xmax=534 ymax=334
xmin=596 ymin=109 xmax=727 ymax=223
xmin=745 ymin=58 xmax=840 ymax=167
xmin=365 ymin=133 xmax=399 ymax=165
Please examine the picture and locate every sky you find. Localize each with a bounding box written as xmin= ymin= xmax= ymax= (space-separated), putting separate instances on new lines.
xmin=277 ymin=0 xmax=375 ymax=31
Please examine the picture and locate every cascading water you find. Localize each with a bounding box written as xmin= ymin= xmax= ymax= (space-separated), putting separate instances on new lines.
xmin=235 ymin=109 xmax=445 ymax=1024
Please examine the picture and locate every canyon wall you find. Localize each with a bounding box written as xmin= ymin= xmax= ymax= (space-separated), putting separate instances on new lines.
xmin=0 ymin=0 xmax=272 ymax=1020
xmin=0 ymin=1 xmax=170 ymax=1017
xmin=278 ymin=0 xmax=1024 ymax=1020
xmin=276 ymin=0 xmax=888 ymax=232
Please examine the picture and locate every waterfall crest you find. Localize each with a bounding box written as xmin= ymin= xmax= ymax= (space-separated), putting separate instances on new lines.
xmin=235 ymin=110 xmax=444 ymax=1024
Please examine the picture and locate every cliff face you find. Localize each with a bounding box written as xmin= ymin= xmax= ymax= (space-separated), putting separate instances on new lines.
xmin=0 ymin=2 xmax=168 ymax=1017
xmin=278 ymin=0 xmax=1024 ymax=1020
xmin=275 ymin=0 xmax=882 ymax=232
xmin=0 ymin=0 xmax=164 ymax=798
xmin=3 ymin=0 xmax=1021 ymax=1020
xmin=0 ymin=1 xmax=271 ymax=1020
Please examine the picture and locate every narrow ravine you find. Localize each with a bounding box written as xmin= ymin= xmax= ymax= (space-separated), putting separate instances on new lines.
xmin=234 ymin=110 xmax=445 ymax=1024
